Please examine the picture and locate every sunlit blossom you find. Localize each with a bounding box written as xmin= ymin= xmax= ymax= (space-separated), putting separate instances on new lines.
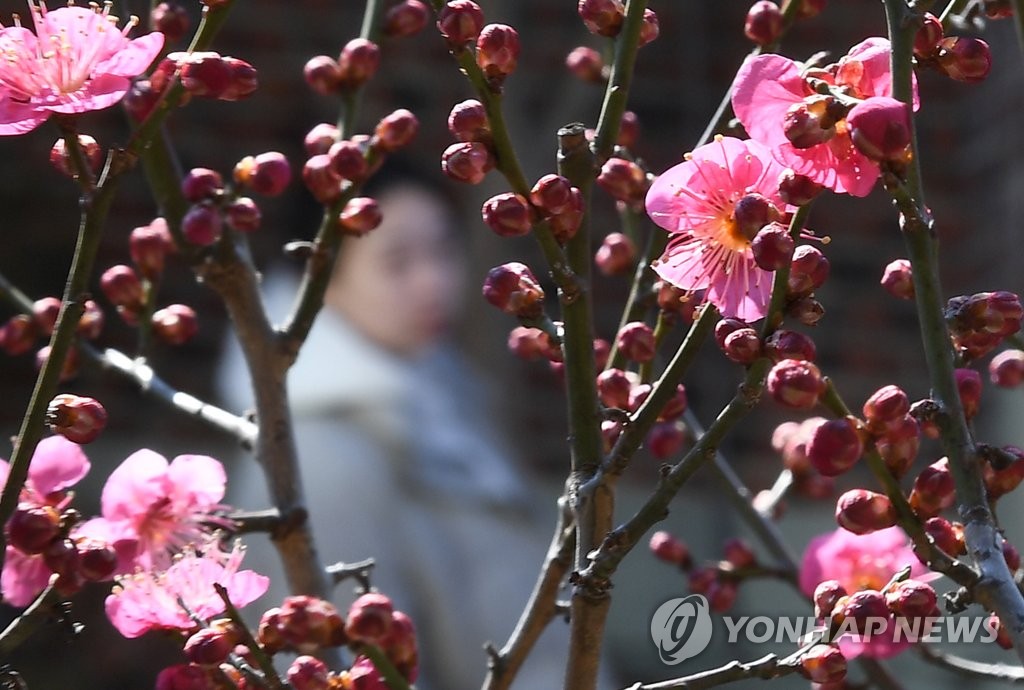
xmin=646 ymin=136 xmax=791 ymax=321
xmin=0 ymin=2 xmax=164 ymax=134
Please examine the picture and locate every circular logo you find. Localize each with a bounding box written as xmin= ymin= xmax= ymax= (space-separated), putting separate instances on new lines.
xmin=650 ymin=594 xmax=713 ymax=665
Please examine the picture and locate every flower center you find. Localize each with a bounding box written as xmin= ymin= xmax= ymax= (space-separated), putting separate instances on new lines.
xmin=721 ymin=193 xmax=780 ymax=251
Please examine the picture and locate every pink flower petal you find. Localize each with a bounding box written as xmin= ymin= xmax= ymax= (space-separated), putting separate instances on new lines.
xmin=653 ymin=237 xmax=714 ymax=290
xmin=44 ymin=73 xmax=131 ymax=114
xmin=27 ymin=436 xmax=91 ymax=496
xmin=0 ymin=96 xmax=48 ymax=136
xmin=732 ymin=54 xmax=805 ymax=149
xmin=707 ymin=261 xmax=773 ymax=322
xmin=101 ymin=449 xmax=170 ymax=522
xmin=166 ymin=454 xmax=227 ymax=508
xmin=2 ymin=548 xmax=51 ymax=607
xmin=93 ymin=32 xmax=165 ymax=78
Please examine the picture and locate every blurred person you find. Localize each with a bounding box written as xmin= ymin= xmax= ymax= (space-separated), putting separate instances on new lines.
xmin=219 ymin=167 xmax=595 ymax=688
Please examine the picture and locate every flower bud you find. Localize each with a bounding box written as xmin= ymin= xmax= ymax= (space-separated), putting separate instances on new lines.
xmin=448 ymin=99 xmax=490 ymax=142
xmin=530 ymin=174 xmax=576 ymax=216
xmin=646 ymin=421 xmax=685 ymax=460
xmin=618 ymin=111 xmax=641 ymax=149
xmin=1004 ymin=540 xmax=1021 ymax=571
xmin=0 ymin=315 xmax=37 ymax=356
xmin=441 ymin=141 xmax=494 ymax=184
xmin=482 ymin=193 xmax=531 ymax=238
xmin=507 ymin=326 xmax=557 ymax=361
xmin=49 ymin=134 xmax=102 ymax=178
xmin=259 ymin=596 xmax=346 ymax=654
xmin=130 ymin=220 xmax=174 ymax=280
xmin=863 ymin=384 xmax=910 ymax=433
xmin=235 ymin=151 xmax=292 ymax=197
xmin=835 ymin=489 xmax=896 ymax=534
xmin=875 ymin=415 xmax=920 ymax=478
xmin=733 ymin=193 xmax=782 ymax=243
xmin=836 ymin=589 xmax=891 ymax=636
xmin=178 ymin=51 xmax=232 ymax=98
xmin=985 ymin=447 xmax=1024 ymax=499
xmin=955 ymin=367 xmax=982 ymax=419
xmin=182 ymin=203 xmax=222 ymax=246
xmin=649 ymin=531 xmax=690 ymax=568
xmin=616 ymin=321 xmax=656 ymax=363
xmin=767 ymin=359 xmax=824 ymax=409
xmin=218 ymin=56 xmax=258 ymax=101
xmin=305 ymin=123 xmax=340 ymax=156
xmin=783 ymin=97 xmax=837 ymax=148
xmin=338 ymin=38 xmax=381 ymax=89
xmin=76 ymin=299 xmax=104 ymax=341
xmin=936 ymin=36 xmax=991 ymax=83
xmin=597 ymin=368 xmax=632 ymax=409
xmin=722 ymin=328 xmax=762 ymax=364
xmin=597 ymin=158 xmax=648 ymax=205
xmin=924 ymin=516 xmax=965 ymax=556
xmin=814 ymin=580 xmax=847 ymax=618
xmin=800 ymin=644 xmax=846 ymax=684
xmin=657 ymin=282 xmax=696 ymax=318
xmin=908 ymin=458 xmax=954 ymax=519
xmin=150 ymin=2 xmax=189 ymax=43
xmin=808 ymin=417 xmax=863 ymax=476
xmin=566 ymin=46 xmax=604 ymax=83
xmin=152 ymin=304 xmax=198 ymax=346
xmin=182 ymin=167 xmax=224 ymax=202
xmin=339 ymin=197 xmax=383 ymax=236
xmin=885 ymin=579 xmax=937 ymax=619
xmin=76 ymin=537 xmax=117 ymax=581
xmin=723 ymin=537 xmax=756 ymax=568
xmin=764 ymin=329 xmax=816 ymax=363
xmin=303 ymin=154 xmax=343 ymax=204
xmin=374 ymin=109 xmax=419 ymax=152
xmin=638 ymin=8 xmax=660 ymax=46
xmin=914 ymin=12 xmax=944 ymax=58
xmin=628 ymin=383 xmax=652 ymax=413
xmin=788 ymin=245 xmax=830 ymax=296
xmin=797 ymin=0 xmax=826 ymax=18
xmin=36 ymin=345 xmax=78 ymax=382
xmin=184 ymin=626 xmax=237 ymax=666
xmin=578 ymin=0 xmax=625 ymax=37
xmin=476 ymin=24 xmax=520 ymax=85
xmin=225 ymin=197 xmax=262 ymax=233
xmin=745 ymin=1 xmax=782 ymax=46
xmin=880 ymin=258 xmax=914 ymax=300
xmin=778 ymin=169 xmax=823 ymax=206
xmin=31 ymin=297 xmax=61 ymax=337
xmin=751 ymin=222 xmax=794 ymax=271
xmin=990 ymin=350 xmax=1024 ymax=387
xmin=847 ymin=97 xmax=911 ymax=163
xmin=346 ymin=592 xmax=395 ymax=645
xmin=123 ymin=79 xmax=161 ymax=122
xmin=548 ymin=188 xmax=584 ymax=243
xmin=303 ymin=55 xmax=342 ymax=95
xmin=707 ymin=580 xmax=738 ymax=613
xmin=436 ymin=1 xmax=485 ymax=47
xmin=6 ymin=503 xmax=60 ymax=554
xmin=47 ymin=393 xmax=107 ymax=445
xmin=100 ymin=265 xmax=144 ymax=309
xmin=688 ymin=567 xmax=716 ymax=595
xmin=483 ymin=263 xmax=545 ymax=319
xmin=595 ymin=233 xmax=636 ymax=276
xmin=659 ymin=384 xmax=688 ymax=421
xmin=287 ymin=656 xmax=329 ymax=690
xmin=383 ymin=0 xmax=430 ymax=37
xmin=788 ymin=296 xmax=825 ymax=326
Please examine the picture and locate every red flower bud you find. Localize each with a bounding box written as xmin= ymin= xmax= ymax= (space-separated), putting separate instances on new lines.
xmin=77 ymin=299 xmax=104 ymax=341
xmin=507 ymin=327 xmax=557 ymax=361
xmin=955 ymin=367 xmax=982 ymax=419
xmin=723 ymin=537 xmax=756 ymax=568
xmin=130 ymin=219 xmax=174 ymax=280
xmin=638 ymin=8 xmax=660 ymax=46
xmin=885 ymin=579 xmax=937 ymax=619
xmin=182 ymin=167 xmax=224 ymax=202
xmin=482 ymin=263 xmax=545 ymax=318
xmin=732 ymin=193 xmax=782 ymax=242
xmin=338 ymin=38 xmax=381 ymax=89
xmin=835 ymin=489 xmax=896 ymax=534
xmin=383 ymin=0 xmax=430 ymax=38
xmin=100 ymin=265 xmax=144 ymax=309
xmin=778 ymin=169 xmax=823 ymax=206
xmin=566 ymin=46 xmax=604 ymax=83
xmin=863 ymin=384 xmax=910 ymax=433
xmin=303 ymin=55 xmax=342 ymax=95
xmin=303 ymin=154 xmax=343 ymax=204
xmin=813 ymin=580 xmax=847 ymax=618
xmin=0 ymin=315 xmax=38 ymax=356
xmin=880 ymin=258 xmax=914 ymax=300
xmin=723 ymin=328 xmax=762 ymax=364
xmin=578 ymin=0 xmax=625 ymax=37
xmin=476 ymin=24 xmax=520 ymax=85
xmin=441 ymin=141 xmax=494 ymax=184
xmin=287 ymin=656 xmax=329 ymax=690
xmin=530 ymin=174 xmax=576 ymax=216
xmin=596 ymin=368 xmax=632 ymax=409
xmin=800 ymin=644 xmax=846 ymax=685
xmin=986 ymin=447 xmax=1024 ymax=499
xmin=914 ymin=12 xmax=944 ymax=58
xmin=924 ymin=516 xmax=965 ymax=556
xmin=764 ymin=329 xmax=816 ymax=363
xmin=123 ymin=79 xmax=161 ymax=122
xmin=788 ymin=296 xmax=825 ymax=326
xmin=235 ymin=151 xmax=292 ymax=197
xmin=835 ymin=589 xmax=890 ymax=636
xmin=77 ymin=538 xmax=117 ymax=581
xmin=808 ymin=417 xmax=864 ymax=476
xmin=49 ymin=134 xmax=102 ymax=178
xmin=847 ymin=97 xmax=911 ymax=163
xmin=745 ymin=1 xmax=782 ymax=46
xmin=783 ymin=97 xmax=837 ymax=149
xmin=305 ymin=123 xmax=340 ymax=156
xmin=1004 ymin=540 xmax=1021 ymax=571
xmin=448 ymin=99 xmax=490 ymax=142
xmin=618 ymin=110 xmax=641 ymax=149
xmin=616 ymin=321 xmax=656 ymax=363
xmin=767 ymin=359 xmax=824 ymax=409
xmin=346 ymin=593 xmax=395 ymax=645
xmin=788 ymin=244 xmax=830 ymax=296
xmin=152 ymin=304 xmax=199 ymax=346
xmin=482 ymin=193 xmax=532 ymax=238
xmin=875 ymin=415 xmax=920 ymax=478
xmin=597 ymin=157 xmax=648 ymax=205
xmin=219 ymin=56 xmax=258 ymax=101
xmin=178 ymin=51 xmax=232 ymax=98
xmin=595 ymin=232 xmax=636 ymax=276
xmin=184 ymin=626 xmax=237 ymax=666
xmin=47 ymin=393 xmax=107 ymax=445
xmin=225 ymin=197 xmax=262 ymax=233
xmin=649 ymin=531 xmax=690 ymax=567
xmin=150 ymin=2 xmax=190 ymax=44
xmin=6 ymin=503 xmax=60 ymax=554
xmin=436 ymin=1 xmax=485 ymax=47
xmin=936 ymin=36 xmax=991 ymax=83
xmin=182 ymin=203 xmax=223 ymax=246
xmin=659 ymin=384 xmax=688 ymax=421
xmin=646 ymin=421 xmax=685 ymax=459
xmin=339 ymin=197 xmax=383 ymax=236
xmin=751 ymin=222 xmax=794 ymax=271
xmin=548 ymin=187 xmax=584 ymax=243
xmin=374 ymin=109 xmax=419 ymax=153
xmin=990 ymin=350 xmax=1024 ymax=387
xmin=32 ymin=297 xmax=61 ymax=336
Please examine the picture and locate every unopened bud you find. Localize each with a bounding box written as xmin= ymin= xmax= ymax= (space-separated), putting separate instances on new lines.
xmin=813 ymin=580 xmax=847 ymax=618
xmin=595 ymin=232 xmax=636 ymax=276
xmin=723 ymin=537 xmax=756 ymax=568
xmin=448 ymin=99 xmax=490 ymax=142
xmin=483 ymin=263 xmax=545 ymax=319
xmin=49 ymin=135 xmax=102 ymax=178
xmin=303 ymin=55 xmax=342 ymax=95
xmin=374 ymin=109 xmax=419 ymax=152
xmin=152 ymin=304 xmax=198 ymax=346
xmin=383 ymin=0 xmax=430 ymax=37
xmin=863 ymin=384 xmax=910 ymax=433
xmin=150 ymin=2 xmax=189 ymax=43
xmin=182 ymin=203 xmax=222 ymax=246
xmin=482 ymin=193 xmax=532 ymax=238
xmin=722 ymin=328 xmax=762 ymax=364
xmin=338 ymin=38 xmax=381 ymax=89
xmin=783 ymin=97 xmax=837 ymax=148
xmin=178 ymin=51 xmax=232 ymax=98
xmin=346 ymin=593 xmax=395 ymax=645
xmin=597 ymin=158 xmax=648 ymax=205
xmin=436 ymin=1 xmax=485 ymax=47
xmin=219 ymin=56 xmax=258 ymax=101
xmin=100 ymin=265 xmax=144 ymax=309
xmin=646 ymin=421 xmax=685 ymax=460
xmin=733 ymin=193 xmax=781 ymax=242
xmin=764 ymin=329 xmax=816 ymax=363
xmin=847 ymin=97 xmax=911 ymax=163
xmin=130 ymin=220 xmax=173 ymax=280
xmin=788 ymin=244 xmax=830 ymax=296
xmin=508 ymin=327 xmax=557 ymax=361
xmin=476 ymin=24 xmax=520 ymax=85
xmin=530 ymin=174 xmax=576 ymax=216
xmin=649 ymin=531 xmax=690 ymax=567
xmin=616 ymin=321 xmax=656 ymax=363
xmin=302 ymin=154 xmax=343 ymax=204
xmin=936 ymin=36 xmax=991 ymax=83
xmin=835 ymin=489 xmax=895 ymax=534
xmin=35 ymin=345 xmax=79 ymax=381
xmin=745 ymin=1 xmax=782 ymax=46
xmin=880 ymin=258 xmax=914 ymax=300
xmin=778 ymin=169 xmax=823 ymax=206
xmin=225 ymin=197 xmax=262 ymax=233
xmin=182 ymin=167 xmax=224 ymax=202
xmin=751 ymin=222 xmax=794 ymax=271
xmin=885 ymin=579 xmax=937 ymax=619
xmin=578 ymin=0 xmax=625 ymax=37
xmin=339 ymin=197 xmax=382 ymax=236
xmin=808 ymin=417 xmax=863 ymax=476
xmin=924 ymin=516 xmax=965 ymax=556
xmin=184 ymin=626 xmax=238 ymax=666
xmin=835 ymin=589 xmax=890 ymax=636
xmin=990 ymin=350 xmax=1024 ymax=387
xmin=32 ymin=297 xmax=61 ymax=337
xmin=914 ymin=12 xmax=944 ymax=58
xmin=788 ymin=296 xmax=826 ymax=326
xmin=596 ymin=368 xmax=632 ymax=409
xmin=955 ymin=367 xmax=982 ymax=419
xmin=6 ymin=503 xmax=60 ymax=554
xmin=797 ymin=0 xmax=826 ymax=19
xmin=767 ymin=359 xmax=824 ymax=409
xmin=235 ymin=152 xmax=292 ymax=197
xmin=800 ymin=644 xmax=846 ymax=684
xmin=287 ymin=656 xmax=329 ymax=690
xmin=876 ymin=415 xmax=920 ymax=478
xmin=441 ymin=141 xmax=494 ymax=184
xmin=47 ymin=393 xmax=107 ymax=445
xmin=566 ymin=46 xmax=604 ymax=83
xmin=305 ymin=123 xmax=340 ymax=156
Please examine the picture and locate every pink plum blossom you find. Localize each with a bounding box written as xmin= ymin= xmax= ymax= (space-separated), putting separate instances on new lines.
xmin=77 ymin=449 xmax=229 ymax=573
xmin=732 ymin=38 xmax=918 ymax=197
xmin=800 ymin=526 xmax=931 ymax=658
xmin=0 ymin=2 xmax=165 ymax=135
xmin=646 ymin=136 xmax=791 ymax=321
xmin=106 ymin=541 xmax=268 ymax=638
xmin=1 ymin=436 xmax=89 ymax=606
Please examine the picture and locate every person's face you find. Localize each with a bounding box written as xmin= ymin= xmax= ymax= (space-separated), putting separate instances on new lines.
xmin=325 ymin=185 xmax=466 ymax=356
